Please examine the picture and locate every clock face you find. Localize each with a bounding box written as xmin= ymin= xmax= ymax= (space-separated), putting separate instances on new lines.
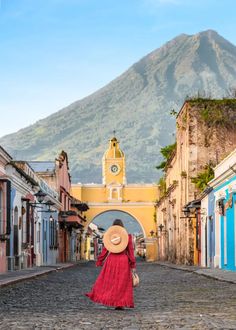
xmin=110 ymin=164 xmax=119 ymax=174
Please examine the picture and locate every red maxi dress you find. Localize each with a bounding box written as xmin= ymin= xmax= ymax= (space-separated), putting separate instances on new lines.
xmin=86 ymin=234 xmax=136 ymax=308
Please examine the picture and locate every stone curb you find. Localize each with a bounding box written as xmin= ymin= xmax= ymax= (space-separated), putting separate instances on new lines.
xmin=156 ymin=262 xmax=236 ymax=284
xmin=0 ymin=263 xmax=76 ymax=288
xmin=195 ymin=269 xmax=236 ymax=285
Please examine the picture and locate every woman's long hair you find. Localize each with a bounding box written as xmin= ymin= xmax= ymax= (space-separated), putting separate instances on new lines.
xmin=113 ymin=219 xmax=124 ymax=227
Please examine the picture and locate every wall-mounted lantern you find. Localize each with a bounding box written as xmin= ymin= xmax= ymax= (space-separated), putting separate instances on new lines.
xmin=182 ymin=206 xmax=193 ymax=218
xmin=34 ymin=190 xmax=47 ymax=204
xmin=150 ymin=230 xmax=155 ymax=237
xmin=158 ymin=224 xmax=164 ymax=232
xmin=181 ymin=200 xmax=200 ymax=219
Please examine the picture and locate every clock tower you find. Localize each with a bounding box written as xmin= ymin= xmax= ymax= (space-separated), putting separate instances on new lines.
xmin=71 ymin=135 xmax=159 ymax=261
xmin=102 ymin=136 xmax=126 ymax=186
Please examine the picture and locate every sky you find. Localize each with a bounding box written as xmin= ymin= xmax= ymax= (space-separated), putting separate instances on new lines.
xmin=92 ymin=211 xmax=143 ymax=235
xmin=0 ymin=0 xmax=236 ymax=137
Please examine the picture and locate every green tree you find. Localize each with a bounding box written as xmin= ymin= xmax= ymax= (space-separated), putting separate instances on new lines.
xmin=170 ymin=109 xmax=178 ymax=118
xmin=156 ymin=142 xmax=177 ymax=171
xmin=191 ymin=164 xmax=214 ymax=192
xmin=158 ymin=177 xmax=167 ymax=197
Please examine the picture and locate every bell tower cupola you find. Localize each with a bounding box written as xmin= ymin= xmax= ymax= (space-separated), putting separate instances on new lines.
xmin=102 ymin=135 xmax=126 ymax=185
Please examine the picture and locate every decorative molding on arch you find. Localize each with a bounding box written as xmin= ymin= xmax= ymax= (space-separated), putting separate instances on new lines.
xmin=87 ymin=202 xmax=156 ymax=207
xmin=125 ymin=184 xmax=158 ymax=188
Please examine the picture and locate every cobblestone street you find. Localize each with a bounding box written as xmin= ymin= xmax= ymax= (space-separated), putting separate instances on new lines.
xmin=0 ymin=262 xmax=235 ymax=329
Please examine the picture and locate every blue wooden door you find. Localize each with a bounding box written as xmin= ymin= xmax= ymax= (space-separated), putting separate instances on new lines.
xmin=208 ymin=218 xmax=214 ymax=267
xmin=226 ymin=208 xmax=235 ymax=270
xmin=221 ymin=205 xmax=235 ymax=271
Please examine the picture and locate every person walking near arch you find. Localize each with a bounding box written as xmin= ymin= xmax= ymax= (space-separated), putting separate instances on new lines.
xmin=86 ymin=219 xmax=136 ymax=309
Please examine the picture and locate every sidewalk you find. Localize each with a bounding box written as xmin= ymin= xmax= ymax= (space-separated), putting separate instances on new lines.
xmin=156 ymin=261 xmax=236 ymax=284
xmin=0 ymin=263 xmax=75 ymax=288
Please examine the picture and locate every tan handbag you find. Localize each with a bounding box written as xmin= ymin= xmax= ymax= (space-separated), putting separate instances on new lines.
xmin=132 ymin=271 xmax=139 ymax=287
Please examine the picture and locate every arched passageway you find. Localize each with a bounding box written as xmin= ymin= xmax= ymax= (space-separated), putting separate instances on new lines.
xmin=84 ymin=210 xmax=147 ymax=261
xmin=92 ymin=210 xmax=144 ymax=235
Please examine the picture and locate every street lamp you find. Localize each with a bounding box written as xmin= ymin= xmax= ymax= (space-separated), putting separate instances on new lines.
xmin=181 ymin=206 xmax=196 ymax=219
xmin=34 ymin=190 xmax=47 ymax=203
xmin=59 ymin=211 xmax=68 ymax=229
xmin=182 ymin=206 xmax=190 ymax=217
xmin=31 ymin=192 xmax=56 ymax=215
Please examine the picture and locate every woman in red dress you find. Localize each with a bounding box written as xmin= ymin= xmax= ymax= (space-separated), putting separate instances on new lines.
xmin=86 ymin=219 xmax=136 ymax=309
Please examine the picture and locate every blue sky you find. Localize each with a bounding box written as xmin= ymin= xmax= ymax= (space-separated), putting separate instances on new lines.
xmin=0 ymin=0 xmax=236 ymax=137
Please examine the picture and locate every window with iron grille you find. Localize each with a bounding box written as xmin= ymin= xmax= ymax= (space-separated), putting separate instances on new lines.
xmin=49 ymin=218 xmax=58 ymax=249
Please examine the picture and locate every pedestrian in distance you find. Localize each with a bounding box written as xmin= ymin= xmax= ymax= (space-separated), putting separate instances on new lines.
xmin=86 ymin=219 xmax=136 ymax=309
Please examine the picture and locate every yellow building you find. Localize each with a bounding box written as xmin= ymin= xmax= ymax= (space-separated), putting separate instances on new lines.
xmin=71 ymin=136 xmax=159 ymax=261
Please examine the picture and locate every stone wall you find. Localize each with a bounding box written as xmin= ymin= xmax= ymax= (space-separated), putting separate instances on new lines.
xmin=156 ymin=99 xmax=236 ymax=265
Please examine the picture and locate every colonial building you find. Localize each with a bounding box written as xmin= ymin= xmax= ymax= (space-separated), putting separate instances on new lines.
xmin=29 ymin=151 xmax=86 ymax=263
xmin=5 ymin=161 xmax=39 ymax=270
xmin=9 ymin=161 xmax=62 ymax=267
xmin=0 ymin=146 xmax=64 ymax=272
xmin=156 ymin=99 xmax=236 ymax=265
xmin=0 ymin=145 xmax=88 ymax=273
xmin=0 ymin=146 xmax=12 ymax=273
xmin=71 ymin=136 xmax=159 ymax=262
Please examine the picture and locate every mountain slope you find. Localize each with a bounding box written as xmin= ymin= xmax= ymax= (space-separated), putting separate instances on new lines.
xmin=1 ymin=30 xmax=236 ymax=183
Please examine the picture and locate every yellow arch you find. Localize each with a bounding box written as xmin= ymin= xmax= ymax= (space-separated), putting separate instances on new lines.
xmin=87 ymin=209 xmax=146 ymax=237
xmin=71 ymin=183 xmax=159 ymax=261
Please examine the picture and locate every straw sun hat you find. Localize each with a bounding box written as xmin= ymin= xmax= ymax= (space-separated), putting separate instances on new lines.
xmin=103 ymin=225 xmax=129 ymax=253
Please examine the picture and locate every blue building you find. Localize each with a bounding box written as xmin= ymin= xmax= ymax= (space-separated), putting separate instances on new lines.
xmin=210 ymin=149 xmax=236 ymax=271
xmin=36 ymin=178 xmax=61 ymax=266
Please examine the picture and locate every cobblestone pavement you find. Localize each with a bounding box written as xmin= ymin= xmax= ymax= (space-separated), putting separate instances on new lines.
xmin=0 ymin=264 xmax=75 ymax=288
xmin=0 ymin=262 xmax=236 ymax=330
xmin=156 ymin=262 xmax=236 ymax=284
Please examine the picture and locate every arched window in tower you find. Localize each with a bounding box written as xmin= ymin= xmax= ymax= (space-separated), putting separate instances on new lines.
xmin=111 ymin=188 xmax=118 ymax=200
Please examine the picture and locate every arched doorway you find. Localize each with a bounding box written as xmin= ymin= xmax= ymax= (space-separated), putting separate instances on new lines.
xmin=85 ymin=210 xmax=146 ymax=261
